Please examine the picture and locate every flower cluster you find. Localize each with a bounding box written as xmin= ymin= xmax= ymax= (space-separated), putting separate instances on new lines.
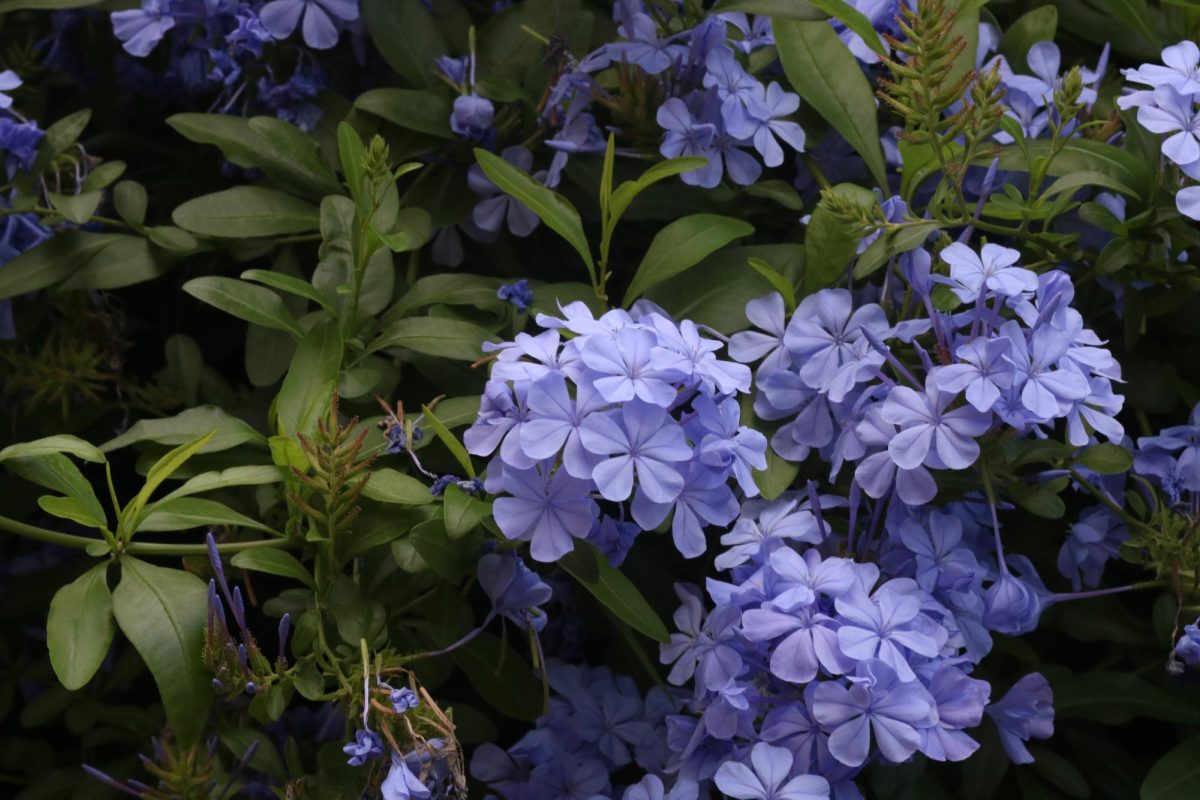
xmin=1120 ymin=41 xmax=1200 ymax=219
xmin=465 ymin=300 xmax=766 ymax=563
xmin=470 ymin=660 xmax=671 ymax=799
xmin=734 ymin=241 xmax=1124 ymax=509
xmin=109 ymin=0 xmax=339 ymax=127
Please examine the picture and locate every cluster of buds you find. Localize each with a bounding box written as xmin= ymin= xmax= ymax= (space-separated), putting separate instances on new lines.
xmin=288 ymin=395 xmax=375 ymax=542
xmin=203 ymin=533 xmax=289 ymax=701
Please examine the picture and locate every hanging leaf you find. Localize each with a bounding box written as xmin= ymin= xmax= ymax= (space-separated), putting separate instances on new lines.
xmin=230 ymin=549 xmax=316 ymax=590
xmin=774 ymin=18 xmax=888 ymax=190
xmin=559 ymin=542 xmax=670 ymax=643
xmin=47 ymin=563 xmax=115 ymax=691
xmin=112 ymin=558 xmax=212 ymax=746
xmin=183 ymin=277 xmax=305 ymax=338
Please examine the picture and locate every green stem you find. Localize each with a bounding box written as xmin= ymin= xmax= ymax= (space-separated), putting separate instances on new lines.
xmin=0 ymin=514 xmax=298 ymax=555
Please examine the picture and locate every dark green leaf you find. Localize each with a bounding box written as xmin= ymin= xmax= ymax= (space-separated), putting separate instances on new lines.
xmin=7 ymin=454 xmax=107 ymax=530
xmin=355 ymin=89 xmax=454 ymax=139
xmin=754 ymin=446 xmax=799 ymax=501
xmin=112 ymin=558 xmax=212 ymax=746
xmin=102 ymin=406 xmax=264 ymax=453
xmin=774 ymin=18 xmax=887 ymax=189
xmin=1075 ymin=443 xmax=1133 ymax=474
xmin=113 ymin=180 xmax=148 ymax=225
xmin=81 ymin=160 xmax=126 ymax=192
xmin=744 ymin=179 xmax=804 ymax=211
xmin=32 ymin=109 xmax=91 ymax=174
xmin=712 ymin=0 xmax=825 ymax=18
xmin=47 ymin=190 xmax=102 ymax=224
xmin=452 ymin=631 xmax=544 ymax=721
xmin=1054 ymin=671 xmax=1200 ymax=725
xmin=361 ymin=0 xmax=446 ymax=86
xmin=747 ymin=257 xmax=796 ymax=312
xmin=998 ymin=6 xmax=1058 ymax=73
xmin=240 ymin=269 xmax=334 ymax=314
xmin=559 ymin=542 xmax=669 ymax=643
xmin=0 ymin=231 xmax=118 ymax=300
xmin=606 ymin=156 xmax=709 ymax=234
xmin=173 ymin=187 xmax=320 ymax=238
xmin=47 ymin=563 xmax=114 ymax=691
xmin=183 ymin=277 xmax=304 ymax=338
xmin=159 ymin=465 xmax=283 ymax=503
xmin=421 ymin=404 xmax=475 ymax=478
xmin=361 ymin=468 xmax=434 ymax=505
xmin=59 ymin=235 xmax=167 ymax=291
xmin=386 ymin=273 xmax=505 ymax=319
xmin=409 ymin=519 xmax=467 ymax=583
xmin=137 ymin=497 xmax=277 ymax=535
xmin=275 ymin=320 xmax=343 ymax=438
xmin=444 ymin=484 xmax=491 ymax=540
xmin=0 ymin=0 xmax=101 ymax=10
xmin=808 ymin=0 xmax=886 ymax=56
xmin=474 ymin=148 xmax=594 ymax=280
xmin=1096 ymin=0 xmax=1157 ymax=53
xmin=367 ymin=316 xmax=492 ymax=361
xmin=230 ymin=549 xmax=316 ymax=590
xmin=1143 ymin=737 xmax=1200 ymax=799
xmin=477 ymin=0 xmax=581 ymax=86
xmin=623 ymin=214 xmax=754 ymax=306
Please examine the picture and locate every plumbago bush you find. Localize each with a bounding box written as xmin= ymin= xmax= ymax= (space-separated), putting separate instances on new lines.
xmin=11 ymin=1 xmax=1200 ymax=799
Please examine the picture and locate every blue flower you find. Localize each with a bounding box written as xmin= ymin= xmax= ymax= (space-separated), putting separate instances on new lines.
xmin=727 ymin=81 xmax=807 ymax=167
xmin=380 ymin=750 xmax=432 ymax=799
xmin=606 ymin=8 xmax=686 ymax=75
xmin=713 ymin=742 xmax=830 ymax=800
xmin=1056 ymin=506 xmax=1126 ymax=590
xmin=985 ymin=672 xmax=1054 ymax=764
xmin=478 ymin=551 xmax=553 ymax=630
xmin=452 ymin=93 xmax=495 ymax=141
xmin=260 ymin=0 xmax=358 ymax=50
xmin=579 ymin=326 xmax=684 ymax=407
xmin=657 ymin=97 xmax=717 ymax=181
xmin=342 ymin=729 xmax=384 ymax=766
xmin=1175 ymin=620 xmax=1200 ymax=666
xmin=111 ymin=0 xmax=176 ymax=57
xmin=468 ymin=146 xmax=543 ymax=236
xmin=928 ymin=336 xmax=1015 ymax=413
xmin=390 ymin=687 xmax=420 ymax=713
xmin=833 ymin=581 xmax=948 ymax=681
xmin=579 ymin=400 xmax=693 ymax=504
xmin=0 ymin=118 xmax=43 ymax=177
xmin=498 ymin=279 xmax=534 ymax=312
xmin=811 ymin=658 xmax=937 ymax=767
xmin=1136 ymin=84 xmax=1200 ymax=166
xmin=881 ymin=383 xmax=992 ymax=471
xmin=492 ymin=462 xmax=598 ymax=562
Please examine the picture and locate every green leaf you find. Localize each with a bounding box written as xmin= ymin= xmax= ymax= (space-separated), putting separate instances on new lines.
xmin=0 ymin=435 xmax=105 ymax=464
xmin=1075 ymin=443 xmax=1133 ymax=475
xmin=712 ymin=0 xmax=825 ymax=18
xmin=1006 ymin=481 xmax=1065 ymax=519
xmin=477 ymin=0 xmax=582 ymax=89
xmin=147 ymin=225 xmax=199 ymax=252
xmin=48 ymin=190 xmax=102 ymax=225
xmin=47 ymin=563 xmax=114 ymax=691
xmin=607 ymin=156 xmax=709 ymax=236
xmin=39 ymin=495 xmax=108 ymax=530
xmin=808 ymin=0 xmax=886 ymax=56
xmin=113 ymin=180 xmax=148 ymax=226
xmin=774 ymin=18 xmax=888 ymax=189
xmin=367 ymin=316 xmax=492 ymax=361
xmin=59 ymin=235 xmax=167 ymax=292
xmin=183 ymin=277 xmax=304 ymax=338
xmin=361 ymin=468 xmax=434 ymax=505
xmin=158 ymin=465 xmax=283 ymax=503
xmin=409 ymin=519 xmax=467 ymax=583
xmin=240 ymin=269 xmax=334 ymax=315
xmin=421 ymin=404 xmax=475 ymax=478
xmin=754 ymin=446 xmax=799 ymax=501
xmin=645 ymin=244 xmax=801 ymax=334
xmin=744 ymin=179 xmax=804 ymax=211
xmin=361 ymin=0 xmax=445 ymax=87
xmin=102 ymin=406 xmax=265 ymax=453
xmin=386 ymin=273 xmax=505 ymax=319
xmin=275 ymin=320 xmax=343 ymax=438
xmin=452 ymin=632 xmax=544 ymax=721
xmin=559 ymin=542 xmax=670 ymax=643
xmin=112 ymin=558 xmax=212 ymax=746
xmin=173 ymin=187 xmax=320 ymax=238
xmin=623 ymin=214 xmax=754 ymax=306
xmin=0 ymin=231 xmax=118 ymax=300
xmin=338 ymin=122 xmax=366 ymax=203
xmin=230 ymin=549 xmax=316 ymax=590
xmin=355 ymin=89 xmax=454 ymax=139
xmin=854 ymin=222 xmax=942 ymax=279
xmin=137 ymin=497 xmax=276 ymax=535
xmin=1142 ymin=737 xmax=1200 ymax=799
xmin=804 ymin=184 xmax=874 ymax=291
xmin=1054 ymin=671 xmax=1200 ymax=725
xmin=84 ymin=163 xmax=127 ymax=193
xmin=121 ymin=432 xmax=215 ymax=533
xmin=167 ymin=114 xmax=340 ymax=200
xmin=32 ymin=109 xmax=91 ymax=175
xmin=1041 ymin=169 xmax=1140 ymax=200
xmin=7 ymin=454 xmax=107 ymax=530
xmin=998 ymin=6 xmax=1058 ymax=73
xmin=747 ymin=257 xmax=796 ymax=312
xmin=444 ymin=484 xmax=490 ymax=540
xmin=473 ymin=148 xmax=594 ymax=281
